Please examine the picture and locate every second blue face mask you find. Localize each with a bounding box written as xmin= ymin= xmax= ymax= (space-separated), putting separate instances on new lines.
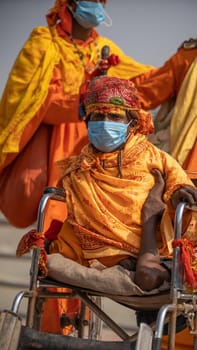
xmin=88 ymin=120 xmax=129 ymax=153
xmin=74 ymin=1 xmax=106 ymax=29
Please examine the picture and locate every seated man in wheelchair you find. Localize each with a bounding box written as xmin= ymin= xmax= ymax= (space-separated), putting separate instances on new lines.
xmin=44 ymin=75 xmax=197 ymax=292
xmin=16 ymin=75 xmax=196 ymax=346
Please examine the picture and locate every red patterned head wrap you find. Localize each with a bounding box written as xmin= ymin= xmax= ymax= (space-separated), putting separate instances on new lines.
xmin=84 ymin=76 xmax=154 ymax=135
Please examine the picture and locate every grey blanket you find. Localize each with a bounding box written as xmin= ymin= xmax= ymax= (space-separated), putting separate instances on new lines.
xmin=47 ymin=253 xmax=170 ymax=303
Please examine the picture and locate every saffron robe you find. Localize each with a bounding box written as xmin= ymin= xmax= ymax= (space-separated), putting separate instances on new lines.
xmin=50 ymin=134 xmax=196 ymax=266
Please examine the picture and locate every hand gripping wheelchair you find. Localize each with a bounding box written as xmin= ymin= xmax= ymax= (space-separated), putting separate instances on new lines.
xmin=1 ymin=186 xmax=197 ymax=350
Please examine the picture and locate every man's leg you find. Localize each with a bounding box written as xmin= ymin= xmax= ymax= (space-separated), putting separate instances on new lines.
xmin=134 ymin=169 xmax=170 ymax=291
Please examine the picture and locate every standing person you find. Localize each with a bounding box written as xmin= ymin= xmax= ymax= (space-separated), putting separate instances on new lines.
xmin=134 ymin=38 xmax=197 ymax=185
xmin=0 ymin=0 xmax=153 ymax=229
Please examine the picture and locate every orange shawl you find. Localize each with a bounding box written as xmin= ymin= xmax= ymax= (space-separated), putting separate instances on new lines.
xmin=50 ymin=134 xmax=195 ymax=264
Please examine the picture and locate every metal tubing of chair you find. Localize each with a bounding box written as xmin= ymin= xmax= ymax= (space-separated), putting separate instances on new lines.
xmin=43 ymin=186 xmax=66 ymax=199
xmin=167 ymin=307 xmax=177 ymax=350
xmin=77 ymin=302 xmax=86 ymax=338
xmin=171 ymin=247 xmax=183 ymax=292
xmin=154 ymin=304 xmax=175 ymax=342
xmin=172 ymin=203 xmax=197 ymax=293
xmin=174 ymin=202 xmax=186 ymax=240
xmin=11 ymin=291 xmax=30 ymax=314
xmin=26 ymin=292 xmax=38 ymax=328
xmin=29 ymin=249 xmax=40 ymax=290
xmin=151 ymin=337 xmax=162 ymax=350
xmin=26 ymin=249 xmax=40 ymax=328
xmin=170 ymin=203 xmax=185 ymax=296
xmin=76 ymin=291 xmax=130 ymax=341
xmin=32 ymin=188 xmax=66 ymax=289
xmin=36 ymin=189 xmax=66 ymax=233
xmin=174 ymin=202 xmax=197 ymax=240
xmin=36 ymin=193 xmax=53 ymax=233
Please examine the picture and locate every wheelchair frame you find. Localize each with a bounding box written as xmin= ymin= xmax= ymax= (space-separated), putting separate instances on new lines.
xmin=7 ymin=187 xmax=197 ymax=349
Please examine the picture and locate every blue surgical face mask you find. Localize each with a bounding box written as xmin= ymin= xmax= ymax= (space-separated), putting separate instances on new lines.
xmin=73 ymin=1 xmax=106 ymax=29
xmin=88 ymin=120 xmax=130 ymax=153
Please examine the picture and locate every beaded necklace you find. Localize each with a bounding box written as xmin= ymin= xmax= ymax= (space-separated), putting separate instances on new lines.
xmin=70 ymin=35 xmax=101 ymax=74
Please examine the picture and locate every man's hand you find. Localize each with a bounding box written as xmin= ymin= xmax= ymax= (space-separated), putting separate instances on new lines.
xmin=142 ymin=169 xmax=166 ymax=223
xmin=170 ymin=185 xmax=197 ymax=208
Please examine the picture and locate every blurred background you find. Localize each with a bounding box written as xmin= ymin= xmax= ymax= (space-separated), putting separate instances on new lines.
xmin=1 ymin=0 xmax=197 ymax=94
xmin=0 ymin=0 xmax=196 ymax=339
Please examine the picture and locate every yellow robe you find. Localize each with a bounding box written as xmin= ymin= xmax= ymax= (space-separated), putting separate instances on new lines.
xmin=170 ymin=56 xmax=197 ymax=166
xmin=0 ymin=26 xmax=154 ymax=228
xmin=0 ymin=26 xmax=153 ymax=168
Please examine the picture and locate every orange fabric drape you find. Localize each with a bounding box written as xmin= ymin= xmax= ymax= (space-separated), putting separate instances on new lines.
xmin=162 ymin=328 xmax=194 ymax=350
xmin=134 ymin=47 xmax=197 ymax=111
xmin=50 ymin=133 xmax=196 ymax=265
xmin=134 ymin=47 xmax=197 ymax=177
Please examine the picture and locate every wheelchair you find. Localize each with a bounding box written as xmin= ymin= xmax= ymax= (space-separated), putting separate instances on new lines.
xmin=1 ymin=186 xmax=197 ymax=350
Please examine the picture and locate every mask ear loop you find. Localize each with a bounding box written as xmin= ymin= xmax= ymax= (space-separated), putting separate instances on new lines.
xmin=102 ymin=9 xmax=113 ymax=27
xmin=126 ymin=118 xmax=138 ymax=141
xmin=130 ymin=117 xmax=139 ymax=135
xmin=67 ymin=0 xmax=78 ymax=16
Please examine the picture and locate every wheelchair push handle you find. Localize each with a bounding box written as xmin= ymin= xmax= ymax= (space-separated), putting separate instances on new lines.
xmin=37 ymin=187 xmax=66 ymax=233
